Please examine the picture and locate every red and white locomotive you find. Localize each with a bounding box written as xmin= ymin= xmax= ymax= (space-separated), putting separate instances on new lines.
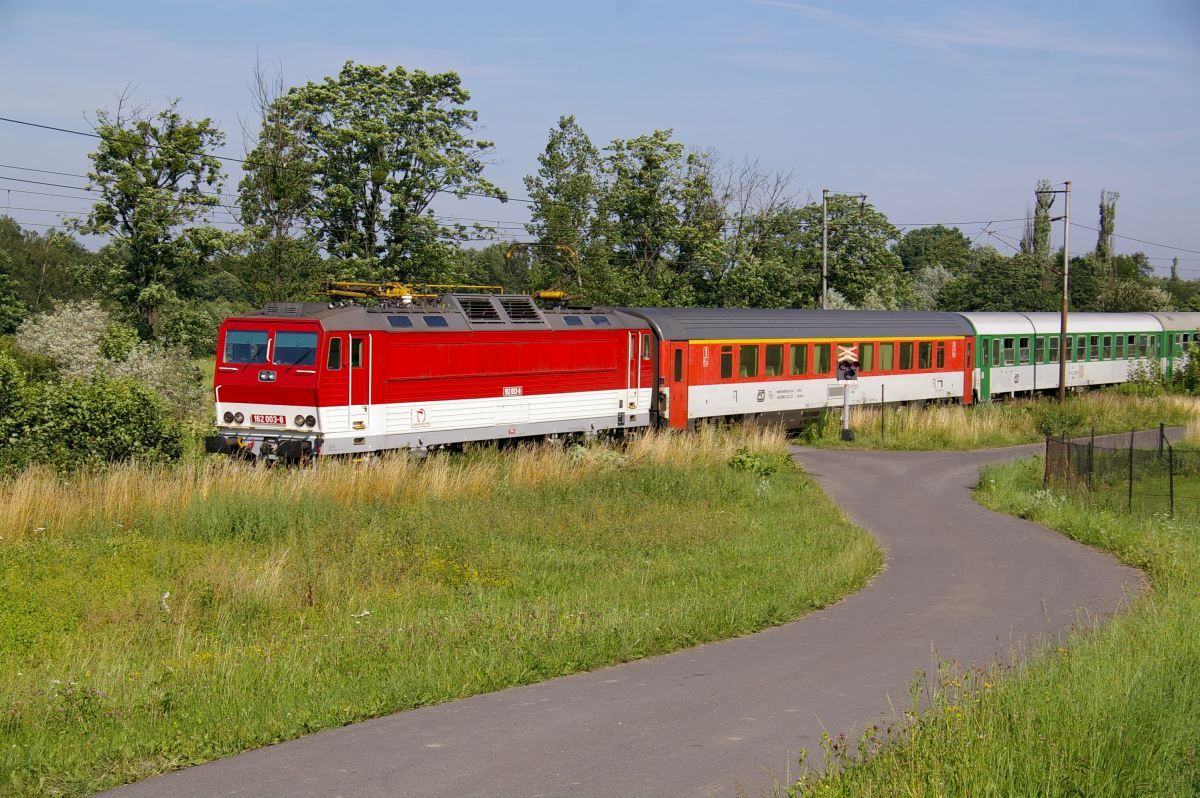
xmin=206 ymin=289 xmax=974 ymax=461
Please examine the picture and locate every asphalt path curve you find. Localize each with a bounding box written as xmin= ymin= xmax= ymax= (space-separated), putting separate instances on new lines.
xmin=102 ymin=433 xmax=1160 ymax=798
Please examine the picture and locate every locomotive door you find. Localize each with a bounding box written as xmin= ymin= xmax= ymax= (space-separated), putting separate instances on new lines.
xmin=349 ymin=334 xmax=370 ymax=433
xmin=624 ymin=331 xmax=640 ymax=419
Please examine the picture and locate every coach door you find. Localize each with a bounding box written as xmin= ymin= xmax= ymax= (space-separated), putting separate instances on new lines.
xmin=669 ymin=343 xmax=689 ymax=428
xmin=348 ymin=334 xmax=370 ymax=434
xmin=623 ymin=331 xmax=640 ymax=420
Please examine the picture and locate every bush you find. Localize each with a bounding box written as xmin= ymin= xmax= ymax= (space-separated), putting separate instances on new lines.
xmin=1173 ymin=340 xmax=1200 ymax=394
xmin=0 ymin=372 xmax=183 ymax=473
xmin=1030 ymin=401 xmax=1088 ymax=437
xmin=14 ymin=301 xmax=207 ymax=419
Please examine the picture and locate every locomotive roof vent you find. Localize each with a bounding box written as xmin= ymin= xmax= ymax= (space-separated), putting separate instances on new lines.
xmin=497 ymin=295 xmax=546 ymax=324
xmin=263 ymin=302 xmax=306 ymax=317
xmin=455 ymin=295 xmax=505 ymax=324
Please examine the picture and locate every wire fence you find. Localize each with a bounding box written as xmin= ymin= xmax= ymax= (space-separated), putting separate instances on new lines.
xmin=1044 ymin=425 xmax=1200 ymax=521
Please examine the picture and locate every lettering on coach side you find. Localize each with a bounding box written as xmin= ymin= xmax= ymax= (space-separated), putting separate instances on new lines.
xmin=412 ymin=408 xmax=431 ymax=428
xmin=503 ymin=386 xmax=523 ymax=397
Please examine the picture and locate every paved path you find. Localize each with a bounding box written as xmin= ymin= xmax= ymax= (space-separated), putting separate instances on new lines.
xmin=103 ymin=436 xmax=1154 ymax=798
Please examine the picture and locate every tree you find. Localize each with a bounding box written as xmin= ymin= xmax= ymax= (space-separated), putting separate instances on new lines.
xmin=523 ymin=115 xmax=602 ymax=292
xmin=73 ymin=96 xmax=227 ymax=330
xmin=788 ymin=196 xmax=906 ymax=308
xmin=237 ymin=59 xmax=321 ymax=300
xmin=0 ymin=248 xmax=28 ymax=334
xmin=0 ymin=217 xmax=94 ymax=312
xmin=1096 ymin=279 xmax=1172 ymax=312
xmin=1023 ymin=179 xmax=1054 ymax=290
xmin=255 ymin=61 xmax=505 ymax=280
xmin=895 ymin=225 xmax=971 ymax=274
xmin=1096 ymin=189 xmax=1119 ymax=287
xmin=595 ymin=129 xmax=692 ymax=305
xmin=938 ymin=248 xmax=1049 ymax=311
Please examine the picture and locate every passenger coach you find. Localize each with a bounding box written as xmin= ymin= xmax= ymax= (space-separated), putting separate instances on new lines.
xmin=623 ymin=308 xmax=976 ymax=430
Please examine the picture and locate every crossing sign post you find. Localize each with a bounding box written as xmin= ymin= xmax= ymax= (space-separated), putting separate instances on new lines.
xmin=836 ymin=344 xmax=858 ymax=441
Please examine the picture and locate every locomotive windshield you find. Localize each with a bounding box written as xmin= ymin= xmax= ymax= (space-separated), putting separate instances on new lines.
xmin=224 ymin=330 xmax=269 ymax=363
xmin=273 ymin=332 xmax=319 ymax=366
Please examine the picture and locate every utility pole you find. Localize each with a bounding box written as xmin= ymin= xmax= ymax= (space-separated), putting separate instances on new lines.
xmin=821 ymin=189 xmax=868 ymax=310
xmin=821 ymin=189 xmax=828 ymax=310
xmin=1037 ymin=180 xmax=1071 ymax=402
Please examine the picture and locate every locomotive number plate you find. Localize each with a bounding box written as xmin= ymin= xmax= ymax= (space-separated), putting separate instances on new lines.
xmin=251 ymin=414 xmax=286 ymax=425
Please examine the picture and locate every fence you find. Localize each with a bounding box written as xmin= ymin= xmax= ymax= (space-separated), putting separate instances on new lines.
xmin=1044 ymin=424 xmax=1200 ymax=520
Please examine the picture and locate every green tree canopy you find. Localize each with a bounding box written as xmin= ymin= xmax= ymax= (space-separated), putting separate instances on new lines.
xmin=254 ymin=61 xmax=506 ymax=281
xmin=895 ymin=225 xmax=971 ymax=274
xmin=73 ymin=98 xmax=227 ymax=330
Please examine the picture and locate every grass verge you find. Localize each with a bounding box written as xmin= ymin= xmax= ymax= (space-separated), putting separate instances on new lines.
xmin=802 ymin=392 xmax=1200 ymax=450
xmin=0 ymin=428 xmax=881 ymax=797
xmin=789 ymin=455 xmax=1200 ymax=797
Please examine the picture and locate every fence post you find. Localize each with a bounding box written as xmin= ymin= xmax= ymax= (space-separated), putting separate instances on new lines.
xmin=881 ymin=385 xmax=885 ymax=443
xmin=1169 ymin=443 xmax=1175 ymax=518
xmin=1159 ymin=422 xmax=1165 ymax=461
xmin=1128 ymin=429 xmax=1134 ymax=512
xmin=1088 ymin=427 xmax=1095 ymax=491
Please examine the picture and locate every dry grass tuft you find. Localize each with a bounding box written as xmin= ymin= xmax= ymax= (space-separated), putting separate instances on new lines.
xmin=0 ymin=427 xmax=787 ymax=545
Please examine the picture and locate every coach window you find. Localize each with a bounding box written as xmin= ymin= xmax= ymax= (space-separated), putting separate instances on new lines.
xmin=899 ymin=342 xmax=914 ymax=370
xmin=789 ymin=343 xmax=808 ymax=376
xmin=739 ymin=345 xmax=759 ymax=378
xmin=326 ymin=337 xmax=342 ymax=371
xmin=1127 ymin=335 xmax=1136 ymax=357
xmin=1089 ymin=335 xmax=1100 ymax=360
xmin=765 ymin=344 xmax=783 ymax=377
xmin=1017 ymin=337 xmax=1029 ymax=364
xmin=1049 ymin=337 xmax=1059 ymax=362
xmin=1077 ymin=336 xmax=1087 ymax=361
xmin=1115 ymin=336 xmax=1124 ymax=359
xmin=720 ymin=346 xmax=734 ymax=379
xmin=936 ymin=342 xmax=946 ymax=369
xmin=224 ymin=330 xmax=269 ymax=364
xmin=673 ymin=348 xmax=684 ymax=382
xmin=1035 ymin=337 xmax=1045 ymax=363
xmin=860 ymin=342 xmax=875 ymax=373
xmin=641 ymin=333 xmax=652 ymax=360
xmin=1102 ymin=335 xmax=1112 ymax=359
xmin=1138 ymin=335 xmax=1148 ymax=357
xmin=814 ymin=343 xmax=832 ymax=374
xmin=1000 ymin=338 xmax=1014 ymax=366
xmin=350 ymin=338 xmax=363 ymax=368
xmin=879 ymin=342 xmax=894 ymax=371
xmin=918 ymin=341 xmax=932 ymax=370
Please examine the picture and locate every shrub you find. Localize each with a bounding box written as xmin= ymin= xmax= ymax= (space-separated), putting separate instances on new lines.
xmin=0 ymin=373 xmax=183 ymax=473
xmin=1029 ymin=401 xmax=1088 ymax=437
xmin=14 ymin=301 xmax=207 ymax=420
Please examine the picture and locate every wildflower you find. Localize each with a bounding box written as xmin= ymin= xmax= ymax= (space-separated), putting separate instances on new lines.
xmin=160 ymin=592 xmax=171 ymax=613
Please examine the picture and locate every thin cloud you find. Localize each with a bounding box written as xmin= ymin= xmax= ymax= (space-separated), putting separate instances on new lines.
xmin=750 ymin=0 xmax=1191 ymax=62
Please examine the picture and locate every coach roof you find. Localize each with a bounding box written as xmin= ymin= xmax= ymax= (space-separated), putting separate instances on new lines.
xmin=618 ymin=307 xmax=975 ymax=341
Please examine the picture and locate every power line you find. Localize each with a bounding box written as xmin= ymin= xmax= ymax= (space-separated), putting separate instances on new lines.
xmin=1070 ymin=221 xmax=1200 ymax=256
xmin=0 ymin=115 xmax=531 ymax=204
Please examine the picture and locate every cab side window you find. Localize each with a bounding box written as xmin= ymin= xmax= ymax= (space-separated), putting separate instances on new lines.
xmin=327 ymin=337 xmax=342 ymax=370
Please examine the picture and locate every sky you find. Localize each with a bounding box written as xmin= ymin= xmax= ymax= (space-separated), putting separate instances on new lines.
xmin=1 ymin=0 xmax=1198 ymax=276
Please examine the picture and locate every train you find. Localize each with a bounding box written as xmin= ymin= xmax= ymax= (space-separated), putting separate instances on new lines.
xmin=204 ymin=292 xmax=1200 ymax=461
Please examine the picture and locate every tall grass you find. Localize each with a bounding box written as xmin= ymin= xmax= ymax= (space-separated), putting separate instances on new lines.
xmin=0 ymin=428 xmax=880 ymax=797
xmin=803 ymin=392 xmax=1200 ymax=450
xmin=789 ymin=457 xmax=1200 ymax=797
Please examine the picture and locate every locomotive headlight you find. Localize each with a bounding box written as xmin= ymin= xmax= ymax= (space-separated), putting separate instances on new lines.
xmin=305 ymin=415 xmax=317 ymax=427
xmin=233 ymin=412 xmax=245 ymax=424
xmin=223 ymin=411 xmax=234 ymax=423
xmin=294 ymin=414 xmax=306 ymax=427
